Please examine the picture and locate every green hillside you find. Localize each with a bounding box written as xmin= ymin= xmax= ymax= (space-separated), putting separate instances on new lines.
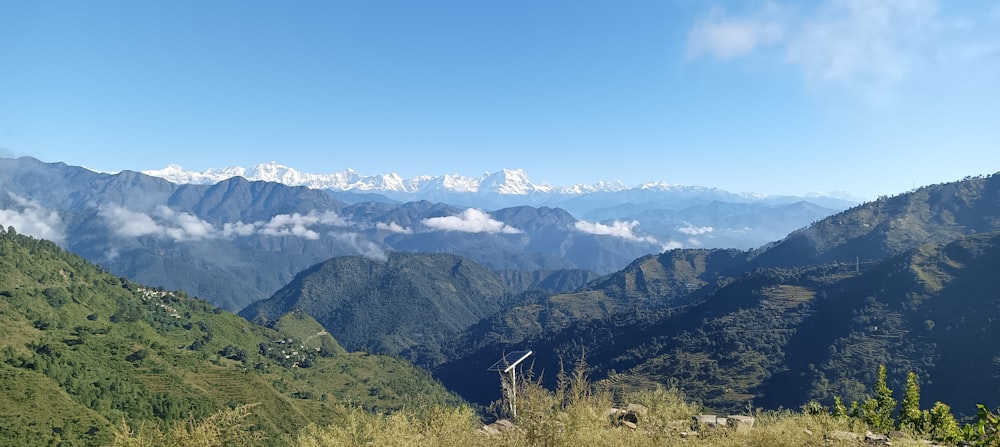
xmin=753 ymin=173 xmax=1000 ymax=268
xmin=240 ymin=252 xmax=513 ymax=367
xmin=0 ymin=226 xmax=459 ymax=446
xmin=440 ymin=231 xmax=1000 ymax=416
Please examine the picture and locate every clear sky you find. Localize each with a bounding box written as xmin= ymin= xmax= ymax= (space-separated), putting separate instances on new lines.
xmin=1 ymin=1 xmax=998 ymax=199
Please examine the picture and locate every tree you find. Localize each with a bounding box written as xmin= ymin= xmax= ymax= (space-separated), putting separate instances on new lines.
xmin=832 ymin=396 xmax=848 ymax=418
xmin=928 ymin=401 xmax=961 ymax=443
xmin=863 ymin=365 xmax=897 ymax=433
xmin=900 ymin=371 xmax=923 ymax=432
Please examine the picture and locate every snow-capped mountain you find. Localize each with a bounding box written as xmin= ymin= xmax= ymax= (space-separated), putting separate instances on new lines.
xmin=144 ymin=162 xmax=606 ymax=195
xmin=142 ymin=162 xmax=862 ymax=219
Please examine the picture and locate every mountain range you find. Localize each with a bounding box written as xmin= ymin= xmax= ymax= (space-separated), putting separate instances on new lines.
xmin=221 ymin=169 xmax=1000 ymax=417
xmin=143 ymin=161 xmax=855 ymax=238
xmin=432 ymin=173 xmax=1000 ymax=413
xmin=4 ymin=155 xmax=1000 ymax=442
xmin=0 ymin=157 xmax=842 ymax=311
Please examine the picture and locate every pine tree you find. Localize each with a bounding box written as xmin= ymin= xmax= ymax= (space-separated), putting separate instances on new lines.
xmin=863 ymin=364 xmax=897 ymax=433
xmin=900 ymin=371 xmax=923 ymax=432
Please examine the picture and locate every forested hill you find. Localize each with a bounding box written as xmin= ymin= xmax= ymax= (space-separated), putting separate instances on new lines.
xmin=752 ymin=173 xmax=1000 ymax=268
xmin=240 ymin=252 xmax=520 ymax=367
xmin=437 ymin=230 xmax=1000 ymax=415
xmin=0 ymin=226 xmax=458 ymax=446
xmin=434 ymin=174 xmax=1000 ymax=414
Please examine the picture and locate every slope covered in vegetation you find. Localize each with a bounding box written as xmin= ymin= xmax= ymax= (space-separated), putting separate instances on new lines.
xmin=0 ymin=226 xmax=459 ymax=446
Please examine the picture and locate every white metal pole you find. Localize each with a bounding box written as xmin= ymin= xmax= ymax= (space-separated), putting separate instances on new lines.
xmin=510 ymin=368 xmax=517 ymax=418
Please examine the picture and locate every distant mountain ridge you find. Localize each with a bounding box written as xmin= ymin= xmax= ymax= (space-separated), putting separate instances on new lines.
xmin=0 ymin=157 xmax=664 ymax=310
xmin=142 ymin=162 xmax=856 ymax=250
xmin=433 ymin=172 xmax=1000 ymax=413
xmin=142 ymin=161 xmax=861 ymax=207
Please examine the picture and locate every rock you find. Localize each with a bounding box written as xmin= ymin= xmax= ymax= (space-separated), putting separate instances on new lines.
xmin=828 ymin=430 xmax=860 ymax=441
xmin=621 ymin=421 xmax=638 ymax=430
xmin=625 ymin=403 xmax=649 ymax=416
xmin=888 ymin=430 xmax=908 ymax=440
xmin=480 ymin=419 xmax=517 ymax=435
xmin=695 ymin=414 xmax=718 ymax=426
xmin=865 ymin=431 xmax=890 ymax=445
xmin=729 ymin=415 xmax=756 ymax=429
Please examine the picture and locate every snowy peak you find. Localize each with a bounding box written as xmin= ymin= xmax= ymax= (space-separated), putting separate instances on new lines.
xmin=478 ymin=169 xmax=550 ymax=195
xmin=143 ymin=163 xmax=577 ymax=195
xmin=140 ymin=162 xmax=860 ymax=210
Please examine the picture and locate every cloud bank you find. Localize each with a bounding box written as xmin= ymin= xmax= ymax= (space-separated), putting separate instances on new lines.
xmin=678 ymin=225 xmax=715 ymax=236
xmin=422 ymin=209 xmax=522 ymax=234
xmin=376 ymin=221 xmax=414 ymax=234
xmin=100 ymin=205 xmax=218 ymax=241
xmin=574 ymin=220 xmax=658 ymax=244
xmin=100 ymin=206 xmax=357 ymax=242
xmin=0 ymin=194 xmax=66 ymax=244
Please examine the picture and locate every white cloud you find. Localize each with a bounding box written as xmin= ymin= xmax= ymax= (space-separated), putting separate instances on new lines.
xmin=222 ymin=221 xmax=257 ymax=237
xmin=661 ymin=240 xmax=684 ymax=251
xmin=574 ymin=220 xmax=658 ymax=244
xmin=100 ymin=206 xmax=352 ymax=242
xmin=678 ymin=225 xmax=715 ymax=236
xmin=155 ymin=206 xmax=217 ymax=240
xmin=100 ymin=205 xmax=219 ymax=242
xmin=256 ymin=210 xmax=350 ymax=240
xmin=688 ymin=17 xmax=783 ymax=59
xmin=376 ymin=221 xmax=413 ymax=234
xmin=422 ymin=209 xmax=522 ymax=234
xmin=687 ymin=0 xmax=949 ymax=88
xmin=0 ymin=194 xmax=66 ymax=244
xmin=332 ymin=232 xmax=387 ymax=260
xmin=785 ymin=0 xmax=936 ymax=87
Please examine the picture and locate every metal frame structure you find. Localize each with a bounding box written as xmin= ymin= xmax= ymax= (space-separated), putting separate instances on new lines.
xmin=487 ymin=350 xmax=533 ymax=418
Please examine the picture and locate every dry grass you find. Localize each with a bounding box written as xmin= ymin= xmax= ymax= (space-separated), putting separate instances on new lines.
xmin=116 ymin=371 xmax=960 ymax=447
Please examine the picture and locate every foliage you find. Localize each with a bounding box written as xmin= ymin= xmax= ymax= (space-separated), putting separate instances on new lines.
xmin=112 ymin=403 xmax=264 ymax=447
xmin=862 ymin=365 xmax=896 ymax=433
xmin=961 ymin=404 xmax=1000 ymax=447
xmin=240 ymin=252 xmax=512 ymax=367
xmin=291 ymin=363 xmax=871 ymax=447
xmin=900 ymin=371 xmax=923 ymax=433
xmin=927 ymin=401 xmax=962 ymax=443
xmin=0 ymin=228 xmax=459 ymax=446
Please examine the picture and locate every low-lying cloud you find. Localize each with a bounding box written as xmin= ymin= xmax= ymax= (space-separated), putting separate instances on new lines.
xmin=422 ymin=209 xmax=522 ymax=234
xmin=574 ymin=219 xmax=658 ymax=244
xmin=0 ymin=193 xmax=66 ymax=244
xmin=100 ymin=205 xmax=218 ymax=242
xmin=678 ymin=225 xmax=715 ymax=236
xmin=332 ymin=232 xmax=387 ymax=261
xmin=100 ymin=206 xmax=354 ymax=242
xmin=257 ymin=211 xmax=347 ymax=240
xmin=376 ymin=221 xmax=414 ymax=234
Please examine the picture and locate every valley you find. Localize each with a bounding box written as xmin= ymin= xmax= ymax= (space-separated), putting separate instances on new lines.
xmin=2 ymin=158 xmax=1000 ymax=445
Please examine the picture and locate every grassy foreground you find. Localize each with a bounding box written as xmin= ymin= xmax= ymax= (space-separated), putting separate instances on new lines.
xmin=113 ymin=364 xmax=989 ymax=447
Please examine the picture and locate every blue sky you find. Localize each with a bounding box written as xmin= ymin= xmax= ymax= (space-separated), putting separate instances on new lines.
xmin=1 ymin=0 xmax=998 ymax=199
